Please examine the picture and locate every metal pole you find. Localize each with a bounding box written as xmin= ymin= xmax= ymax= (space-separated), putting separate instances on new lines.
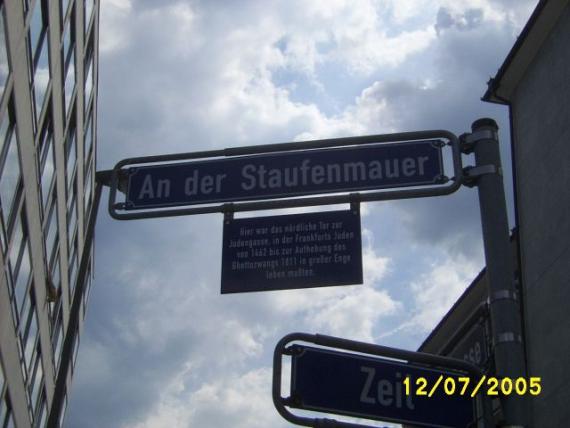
xmin=464 ymin=118 xmax=527 ymax=427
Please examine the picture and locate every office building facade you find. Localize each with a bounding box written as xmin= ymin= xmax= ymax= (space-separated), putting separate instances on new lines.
xmin=0 ymin=0 xmax=98 ymax=427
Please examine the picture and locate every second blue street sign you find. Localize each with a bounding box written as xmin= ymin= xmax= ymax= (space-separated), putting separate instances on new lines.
xmin=289 ymin=345 xmax=475 ymax=428
xmin=124 ymin=140 xmax=444 ymax=210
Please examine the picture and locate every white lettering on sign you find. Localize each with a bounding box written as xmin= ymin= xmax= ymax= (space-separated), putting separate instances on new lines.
xmin=463 ymin=341 xmax=483 ymax=366
xmin=183 ymin=170 xmax=227 ymax=196
xmin=137 ymin=174 xmax=171 ymax=199
xmin=240 ymin=156 xmax=430 ymax=192
xmin=132 ymin=151 xmax=436 ymax=204
xmin=359 ymin=366 xmax=415 ymax=410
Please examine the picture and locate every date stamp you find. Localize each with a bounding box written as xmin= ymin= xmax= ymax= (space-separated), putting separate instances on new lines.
xmin=403 ymin=375 xmax=542 ymax=398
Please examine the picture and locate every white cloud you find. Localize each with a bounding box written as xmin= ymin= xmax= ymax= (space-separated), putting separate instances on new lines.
xmin=301 ymin=228 xmax=396 ymax=341
xmin=331 ymin=27 xmax=437 ymax=74
xmin=263 ymin=227 xmax=396 ymax=342
xmin=437 ymin=0 xmax=537 ymax=33
xmin=127 ymin=367 xmax=282 ymax=428
xmin=306 ymin=286 xmax=399 ymax=341
xmin=407 ymin=255 xmax=481 ymax=333
xmin=99 ymin=0 xmax=132 ymax=54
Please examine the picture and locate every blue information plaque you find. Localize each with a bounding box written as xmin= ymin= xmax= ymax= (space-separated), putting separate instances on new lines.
xmin=221 ymin=209 xmax=362 ymax=293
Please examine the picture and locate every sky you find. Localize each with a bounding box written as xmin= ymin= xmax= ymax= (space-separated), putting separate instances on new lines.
xmin=66 ymin=1 xmax=538 ymax=427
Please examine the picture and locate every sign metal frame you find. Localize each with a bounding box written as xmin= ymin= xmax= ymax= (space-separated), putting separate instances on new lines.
xmin=108 ymin=130 xmax=463 ymax=220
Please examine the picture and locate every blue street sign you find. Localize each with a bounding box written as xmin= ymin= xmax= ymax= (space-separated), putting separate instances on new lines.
xmin=290 ymin=345 xmax=475 ymax=428
xmin=125 ymin=140 xmax=444 ymax=210
xmin=449 ymin=321 xmax=489 ymax=369
xmin=221 ymin=209 xmax=362 ymax=293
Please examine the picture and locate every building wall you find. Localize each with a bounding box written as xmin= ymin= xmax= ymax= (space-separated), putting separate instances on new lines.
xmin=511 ymin=5 xmax=570 ymax=427
xmin=0 ymin=0 xmax=98 ymax=427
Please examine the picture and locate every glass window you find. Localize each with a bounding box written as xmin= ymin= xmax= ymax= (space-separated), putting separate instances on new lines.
xmin=0 ymin=394 xmax=13 ymax=428
xmin=0 ymin=366 xmax=5 ymax=423
xmin=68 ymin=197 xmax=77 ymax=241
xmin=0 ymin=114 xmax=10 ymax=252
xmin=40 ymin=137 xmax=54 ymax=211
xmin=64 ymin=53 xmax=75 ymax=118
xmin=52 ymin=309 xmax=63 ymax=370
xmin=72 ymin=329 xmax=79 ymax=368
xmin=58 ymin=393 xmax=67 ymax=428
xmin=35 ymin=394 xmax=47 ymax=428
xmin=0 ymin=114 xmax=9 ymax=167
xmin=37 ymin=115 xmax=51 ymax=153
xmin=82 ymin=268 xmax=91 ymax=309
xmin=84 ymin=161 xmax=92 ymax=217
xmin=48 ymin=253 xmax=62 ymax=316
xmin=8 ymin=209 xmax=24 ymax=271
xmin=65 ymin=127 xmax=76 ymax=192
xmin=0 ymin=398 xmax=7 ymax=428
xmin=84 ymin=112 xmax=93 ymax=159
xmin=0 ymin=5 xmax=10 ymax=102
xmin=48 ymin=249 xmax=61 ymax=316
xmin=6 ymin=411 xmax=15 ymax=428
xmin=29 ymin=349 xmax=43 ymax=413
xmin=9 ymin=208 xmax=32 ymax=320
xmin=23 ymin=0 xmax=32 ymax=15
xmin=13 ymin=242 xmax=31 ymax=317
xmin=0 ymin=127 xmax=21 ymax=226
xmin=0 ymin=213 xmax=5 ymax=253
xmin=32 ymin=34 xmax=50 ymax=123
xmin=62 ymin=10 xmax=76 ymax=119
xmin=23 ymin=307 xmax=38 ymax=370
xmin=52 ymin=257 xmax=61 ymax=291
xmin=68 ymin=238 xmax=78 ymax=296
xmin=62 ymin=16 xmax=72 ymax=71
xmin=29 ymin=1 xmax=46 ymax=60
xmin=84 ymin=53 xmax=93 ymax=109
xmin=61 ymin=0 xmax=71 ymax=23
xmin=84 ymin=0 xmax=94 ymax=33
xmin=44 ymin=197 xmax=59 ymax=265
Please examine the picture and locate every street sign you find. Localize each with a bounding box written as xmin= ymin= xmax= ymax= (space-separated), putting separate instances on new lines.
xmin=449 ymin=321 xmax=489 ymax=369
xmin=422 ymin=303 xmax=491 ymax=371
xmin=289 ymin=345 xmax=475 ymax=428
xmin=221 ymin=209 xmax=362 ymax=293
xmin=124 ymin=140 xmax=444 ymax=210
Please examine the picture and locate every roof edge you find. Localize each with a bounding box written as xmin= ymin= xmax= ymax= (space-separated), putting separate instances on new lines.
xmin=483 ymin=0 xmax=568 ymax=103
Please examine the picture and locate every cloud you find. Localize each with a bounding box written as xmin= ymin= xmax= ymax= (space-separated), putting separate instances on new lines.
xmin=435 ymin=7 xmax=484 ymax=34
xmin=126 ymin=367 xmax=283 ymax=428
xmin=377 ymin=251 xmax=481 ymax=346
xmin=68 ymin=1 xmax=539 ymax=427
xmin=407 ymin=254 xmax=481 ymax=332
xmin=305 ymin=287 xmax=399 ymax=342
xmin=99 ymin=0 xmax=132 ymax=54
xmin=69 ymin=212 xmax=398 ymax=426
